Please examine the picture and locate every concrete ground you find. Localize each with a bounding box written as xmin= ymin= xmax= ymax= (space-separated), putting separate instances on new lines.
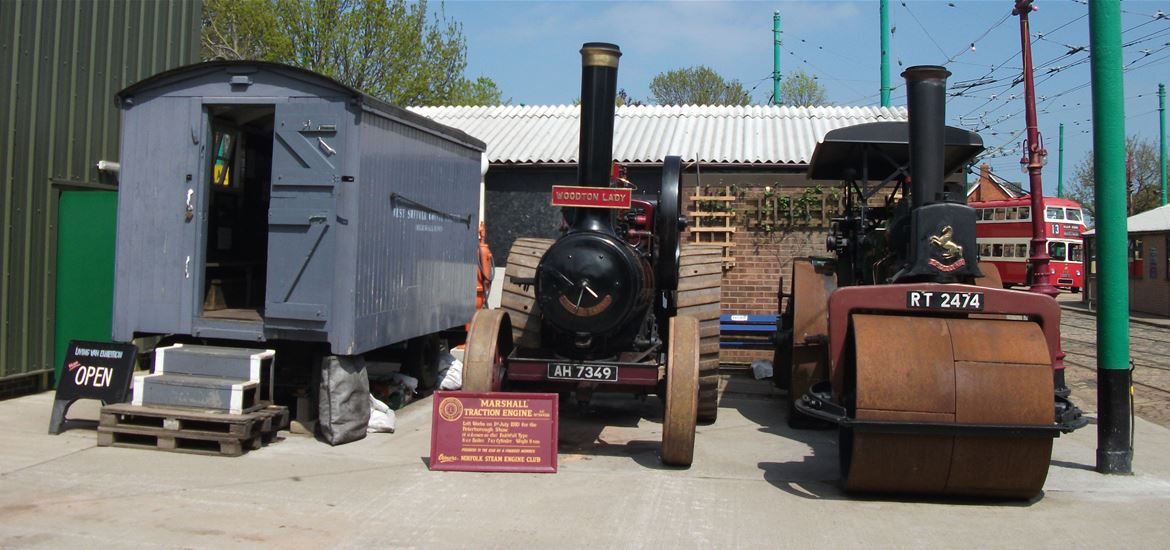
xmin=1 ymin=372 xmax=1169 ymax=549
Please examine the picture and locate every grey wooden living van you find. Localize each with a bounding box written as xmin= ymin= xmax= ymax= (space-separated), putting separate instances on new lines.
xmin=111 ymin=61 xmax=486 ymax=357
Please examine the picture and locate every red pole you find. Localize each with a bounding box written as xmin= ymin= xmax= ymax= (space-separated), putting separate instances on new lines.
xmin=1015 ymin=0 xmax=1059 ymax=298
xmin=1015 ymin=0 xmax=1069 ymax=397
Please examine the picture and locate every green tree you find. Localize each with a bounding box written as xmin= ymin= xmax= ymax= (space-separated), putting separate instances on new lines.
xmin=1068 ymin=136 xmax=1164 ymax=223
xmin=778 ymin=71 xmax=827 ymax=106
xmin=648 ymin=66 xmax=750 ymax=106
xmin=201 ymin=0 xmax=505 ymax=106
xmin=201 ymin=0 xmax=290 ymax=61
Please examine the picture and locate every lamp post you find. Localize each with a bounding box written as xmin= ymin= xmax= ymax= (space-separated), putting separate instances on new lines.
xmin=1015 ymin=0 xmax=1059 ymax=299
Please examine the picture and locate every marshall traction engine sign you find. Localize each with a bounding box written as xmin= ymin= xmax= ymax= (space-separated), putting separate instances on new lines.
xmin=429 ymin=392 xmax=558 ymax=473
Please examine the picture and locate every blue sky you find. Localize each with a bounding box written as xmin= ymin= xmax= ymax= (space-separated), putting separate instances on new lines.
xmin=440 ymin=0 xmax=1168 ymax=197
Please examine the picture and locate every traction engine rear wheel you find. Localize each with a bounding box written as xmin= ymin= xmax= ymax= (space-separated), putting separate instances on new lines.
xmin=841 ymin=314 xmax=1055 ymax=498
xmin=500 ymin=238 xmax=554 ymax=349
xmin=463 ymin=310 xmax=513 ymax=392
xmin=661 ymin=315 xmax=699 ymax=467
xmin=678 ymin=245 xmax=723 ymax=422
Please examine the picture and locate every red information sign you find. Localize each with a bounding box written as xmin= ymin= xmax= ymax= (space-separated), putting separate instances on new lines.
xmin=551 ymin=185 xmax=632 ymax=209
xmin=429 ymin=391 xmax=558 ymax=473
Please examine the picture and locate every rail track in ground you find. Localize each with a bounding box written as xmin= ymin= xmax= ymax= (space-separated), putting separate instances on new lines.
xmin=1058 ymin=308 xmax=1170 ymax=428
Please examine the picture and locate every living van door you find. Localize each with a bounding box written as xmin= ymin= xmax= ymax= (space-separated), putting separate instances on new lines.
xmin=265 ymin=99 xmax=343 ymax=325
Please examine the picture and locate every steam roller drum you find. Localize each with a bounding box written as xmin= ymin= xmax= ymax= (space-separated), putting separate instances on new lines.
xmin=678 ymin=244 xmax=723 ymax=422
xmin=841 ymin=314 xmax=1055 ymax=498
xmin=500 ymin=238 xmax=554 ymax=349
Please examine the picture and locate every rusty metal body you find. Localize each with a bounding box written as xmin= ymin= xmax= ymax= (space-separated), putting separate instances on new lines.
xmin=781 ymin=65 xmax=1086 ymax=499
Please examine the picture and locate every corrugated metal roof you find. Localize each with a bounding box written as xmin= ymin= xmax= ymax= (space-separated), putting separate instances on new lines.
xmin=1084 ymin=203 xmax=1170 ymax=236
xmin=409 ymin=104 xmax=907 ymax=165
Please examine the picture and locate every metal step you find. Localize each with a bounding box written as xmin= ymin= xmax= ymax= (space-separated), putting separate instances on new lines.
xmin=132 ymin=373 xmax=260 ymax=414
xmin=155 ymin=344 xmax=273 ymax=382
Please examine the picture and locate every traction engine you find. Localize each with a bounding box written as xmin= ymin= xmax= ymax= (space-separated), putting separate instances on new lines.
xmin=776 ymin=66 xmax=1086 ymax=498
xmin=462 ymin=43 xmax=722 ymax=467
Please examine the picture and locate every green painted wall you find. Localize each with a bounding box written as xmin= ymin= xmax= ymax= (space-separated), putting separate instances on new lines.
xmin=54 ymin=191 xmax=118 ymax=385
xmin=0 ymin=0 xmax=200 ymax=385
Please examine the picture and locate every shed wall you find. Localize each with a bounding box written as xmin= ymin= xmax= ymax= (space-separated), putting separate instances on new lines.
xmin=0 ymin=0 xmax=199 ymax=384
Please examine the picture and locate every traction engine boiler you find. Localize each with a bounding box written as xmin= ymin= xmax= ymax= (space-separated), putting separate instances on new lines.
xmin=776 ymin=66 xmax=1086 ymax=498
xmin=462 ymin=43 xmax=722 ymax=467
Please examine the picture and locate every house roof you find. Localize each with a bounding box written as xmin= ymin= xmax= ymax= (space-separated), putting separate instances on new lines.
xmin=409 ymin=104 xmax=907 ymax=166
xmin=967 ymin=169 xmax=1028 ymax=199
xmin=1084 ymin=203 xmax=1170 ymax=236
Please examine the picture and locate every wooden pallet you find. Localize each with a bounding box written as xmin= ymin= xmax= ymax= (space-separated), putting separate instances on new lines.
xmin=97 ymin=403 xmax=288 ymax=457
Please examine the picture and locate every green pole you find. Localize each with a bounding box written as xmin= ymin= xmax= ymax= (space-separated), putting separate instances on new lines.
xmin=1089 ymin=0 xmax=1132 ymax=475
xmin=880 ymin=0 xmax=891 ymax=107
xmin=1058 ymin=123 xmax=1065 ymax=198
xmin=773 ymin=11 xmax=782 ymax=105
xmin=1160 ymin=83 xmax=1166 ymax=205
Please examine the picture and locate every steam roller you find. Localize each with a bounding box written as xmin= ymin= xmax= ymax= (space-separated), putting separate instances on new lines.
xmin=463 ymin=42 xmax=722 ymax=467
xmin=777 ymin=65 xmax=1086 ymax=498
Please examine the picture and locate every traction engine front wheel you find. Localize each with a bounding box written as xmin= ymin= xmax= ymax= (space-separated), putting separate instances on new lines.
xmin=463 ymin=310 xmax=513 ymax=392
xmin=661 ymin=315 xmax=699 ymax=467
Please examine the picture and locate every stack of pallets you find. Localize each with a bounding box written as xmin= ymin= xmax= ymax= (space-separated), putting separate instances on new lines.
xmin=97 ymin=402 xmax=288 ymax=457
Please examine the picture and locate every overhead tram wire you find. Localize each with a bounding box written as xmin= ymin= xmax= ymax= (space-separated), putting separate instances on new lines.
xmin=959 ymin=11 xmax=1167 ymax=141
xmin=899 ymin=1 xmax=950 ymax=59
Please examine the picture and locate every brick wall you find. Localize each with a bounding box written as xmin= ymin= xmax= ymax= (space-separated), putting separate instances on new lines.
xmin=683 ymin=177 xmax=832 ymax=364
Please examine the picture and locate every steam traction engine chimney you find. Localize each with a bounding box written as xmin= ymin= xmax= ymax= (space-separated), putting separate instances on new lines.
xmin=572 ymin=43 xmax=622 ymax=234
xmin=895 ymin=65 xmax=982 ymax=283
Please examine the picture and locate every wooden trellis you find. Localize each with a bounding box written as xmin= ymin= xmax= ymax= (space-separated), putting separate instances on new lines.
xmin=687 ymin=185 xmax=736 ymax=269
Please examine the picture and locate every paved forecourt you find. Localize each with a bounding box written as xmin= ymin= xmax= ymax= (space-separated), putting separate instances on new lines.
xmin=0 ymin=374 xmax=1168 ymax=548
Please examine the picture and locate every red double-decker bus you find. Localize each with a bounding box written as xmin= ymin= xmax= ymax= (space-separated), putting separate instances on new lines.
xmin=970 ymin=196 xmax=1086 ymax=292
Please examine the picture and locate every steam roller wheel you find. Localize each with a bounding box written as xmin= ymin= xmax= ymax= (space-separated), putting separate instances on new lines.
xmin=463 ymin=309 xmax=514 ymax=392
xmin=661 ymin=315 xmax=699 ymax=467
xmin=841 ymin=314 xmax=1055 ymax=498
xmin=500 ymin=238 xmax=553 ymax=349
xmin=678 ymin=245 xmax=723 ymax=423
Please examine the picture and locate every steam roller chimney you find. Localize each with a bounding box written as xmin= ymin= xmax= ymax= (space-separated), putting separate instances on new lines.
xmin=902 ymin=65 xmax=950 ymax=208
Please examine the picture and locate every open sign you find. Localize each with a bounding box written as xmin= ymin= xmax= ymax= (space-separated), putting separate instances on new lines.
xmin=49 ymin=341 xmax=137 ymax=434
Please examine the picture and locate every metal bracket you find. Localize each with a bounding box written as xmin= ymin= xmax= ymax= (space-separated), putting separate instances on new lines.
xmin=795 ymin=381 xmax=1088 ymax=438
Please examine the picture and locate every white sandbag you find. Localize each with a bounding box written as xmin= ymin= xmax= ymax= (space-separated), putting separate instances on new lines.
xmin=368 ymin=395 xmax=396 ymax=433
xmin=439 ymin=356 xmax=463 ymax=390
xmin=392 ymin=372 xmax=419 ymax=393
xmin=751 ymin=359 xmax=774 ymax=380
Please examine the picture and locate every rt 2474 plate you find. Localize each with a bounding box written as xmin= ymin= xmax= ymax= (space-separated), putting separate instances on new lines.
xmin=905 ymin=290 xmax=985 ymax=312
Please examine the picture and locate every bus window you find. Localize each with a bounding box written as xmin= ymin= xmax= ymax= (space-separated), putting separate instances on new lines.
xmin=1004 ymin=245 xmax=1015 ymax=258
xmin=1018 ymin=206 xmax=1030 ymax=220
xmin=1006 ymin=207 xmax=1019 ymax=220
xmin=994 ymin=207 xmax=1007 ymax=221
xmin=1046 ymin=206 xmax=1064 ymax=220
xmin=992 ymin=244 xmax=1004 ymax=257
xmin=1069 ymin=243 xmax=1083 ymax=262
xmin=1016 ymin=244 xmax=1028 ymax=257
xmin=980 ymin=243 xmax=992 ymax=257
xmin=1066 ymin=208 xmax=1083 ymax=222
xmin=980 ymin=208 xmax=990 ymax=221
xmin=1049 ymin=241 xmax=1067 ymax=261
